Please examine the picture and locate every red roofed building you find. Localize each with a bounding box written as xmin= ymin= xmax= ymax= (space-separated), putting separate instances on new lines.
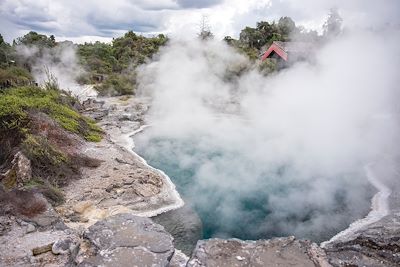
xmin=261 ymin=41 xmax=315 ymax=65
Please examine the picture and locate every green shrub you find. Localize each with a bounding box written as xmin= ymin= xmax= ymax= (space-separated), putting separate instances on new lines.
xmin=19 ymin=133 xmax=102 ymax=204
xmin=0 ymin=66 xmax=33 ymax=87
xmin=24 ymin=178 xmax=65 ymax=206
xmin=21 ymin=134 xmax=100 ymax=191
xmin=259 ymin=58 xmax=277 ymax=75
xmin=235 ymin=46 xmax=259 ymax=61
xmin=22 ymin=134 xmax=68 ymax=168
xmin=21 ymin=134 xmax=73 ymax=186
xmin=94 ymin=73 xmax=136 ymax=96
xmin=0 ymin=86 xmax=103 ymax=141
xmin=78 ymin=31 xmax=167 ymax=95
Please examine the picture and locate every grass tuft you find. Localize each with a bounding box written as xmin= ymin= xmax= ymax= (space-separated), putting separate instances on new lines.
xmin=0 ymin=86 xmax=103 ymax=141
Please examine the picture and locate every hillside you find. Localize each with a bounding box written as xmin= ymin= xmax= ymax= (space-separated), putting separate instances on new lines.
xmin=0 ymin=84 xmax=103 ymax=211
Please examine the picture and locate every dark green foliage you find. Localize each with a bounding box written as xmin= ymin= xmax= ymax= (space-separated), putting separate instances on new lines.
xmin=258 ymin=58 xmax=278 ymax=75
xmin=21 ymin=134 xmax=101 ymax=187
xmin=15 ymin=31 xmax=56 ymax=48
xmin=112 ymin=31 xmax=167 ymax=67
xmin=0 ymin=66 xmax=34 ymax=87
xmin=223 ymin=36 xmax=235 ymax=44
xmin=77 ymin=41 xmax=117 ymax=75
xmin=237 ymin=46 xmax=260 ymax=61
xmin=19 ymin=133 xmax=101 ymax=205
xmin=0 ymin=35 xmax=15 ymax=68
xmin=277 ymin=17 xmax=296 ymax=38
xmin=235 ymin=20 xmax=286 ymax=60
xmin=94 ymin=73 xmax=136 ymax=96
xmin=228 ymin=16 xmax=321 ymax=63
xmin=22 ymin=134 xmax=70 ymax=185
xmin=239 ymin=26 xmax=264 ymax=49
xmin=77 ymin=31 xmax=167 ymax=95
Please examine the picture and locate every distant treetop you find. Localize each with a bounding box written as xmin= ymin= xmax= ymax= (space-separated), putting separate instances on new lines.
xmin=16 ymin=31 xmax=56 ymax=48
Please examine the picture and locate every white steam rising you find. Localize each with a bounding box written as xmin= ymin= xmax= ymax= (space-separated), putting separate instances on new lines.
xmin=16 ymin=42 xmax=93 ymax=98
xmin=136 ymin=20 xmax=400 ymax=240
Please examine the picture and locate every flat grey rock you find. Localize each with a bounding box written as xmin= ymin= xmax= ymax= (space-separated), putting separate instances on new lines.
xmin=79 ymin=213 xmax=174 ymax=267
xmin=325 ymin=214 xmax=400 ymax=267
xmin=25 ymin=223 xmax=36 ymax=234
xmin=187 ymin=237 xmax=329 ymax=267
xmin=52 ymin=237 xmax=75 ymax=255
xmin=324 ymin=160 xmax=400 ymax=267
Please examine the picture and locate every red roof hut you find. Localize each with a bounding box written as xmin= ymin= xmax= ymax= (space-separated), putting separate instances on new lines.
xmin=261 ymin=41 xmax=315 ymax=63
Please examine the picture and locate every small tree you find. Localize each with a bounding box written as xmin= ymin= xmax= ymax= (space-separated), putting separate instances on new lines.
xmin=0 ymin=34 xmax=10 ymax=66
xmin=278 ymin=17 xmax=296 ymax=39
xmin=223 ymin=36 xmax=234 ymax=45
xmin=198 ymin=15 xmax=214 ymax=40
xmin=49 ymin=35 xmax=56 ymax=47
xmin=43 ymin=66 xmax=59 ymax=91
xmin=323 ymin=8 xmax=343 ymax=38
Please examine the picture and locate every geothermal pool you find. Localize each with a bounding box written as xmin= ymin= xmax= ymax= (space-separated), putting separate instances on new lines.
xmin=133 ymin=128 xmax=374 ymax=244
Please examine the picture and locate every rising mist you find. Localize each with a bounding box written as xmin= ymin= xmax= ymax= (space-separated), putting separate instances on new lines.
xmin=134 ymin=13 xmax=400 ymax=241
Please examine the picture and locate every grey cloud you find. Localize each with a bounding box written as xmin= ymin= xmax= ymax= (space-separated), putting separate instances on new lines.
xmin=0 ymin=0 xmax=171 ymax=41
xmin=14 ymin=20 xmax=59 ymax=33
xmin=1 ymin=0 xmax=399 ymax=45
xmin=175 ymin=0 xmax=223 ymax=8
xmin=87 ymin=13 xmax=163 ymax=36
xmin=265 ymin=0 xmax=400 ymax=27
xmin=130 ymin=0 xmax=179 ymax=11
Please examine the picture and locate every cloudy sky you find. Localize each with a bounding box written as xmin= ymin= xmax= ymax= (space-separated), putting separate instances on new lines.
xmin=1 ymin=0 xmax=399 ymax=43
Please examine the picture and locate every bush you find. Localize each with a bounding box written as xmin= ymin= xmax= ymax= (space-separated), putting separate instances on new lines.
xmin=24 ymin=178 xmax=65 ymax=206
xmin=9 ymin=190 xmax=48 ymax=217
xmin=19 ymin=134 xmax=102 ymax=204
xmin=0 ymin=188 xmax=47 ymax=218
xmin=235 ymin=46 xmax=260 ymax=61
xmin=94 ymin=73 xmax=136 ymax=96
xmin=259 ymin=58 xmax=277 ymax=75
xmin=78 ymin=31 xmax=167 ymax=95
xmin=0 ymin=66 xmax=33 ymax=88
xmin=0 ymin=86 xmax=103 ymax=141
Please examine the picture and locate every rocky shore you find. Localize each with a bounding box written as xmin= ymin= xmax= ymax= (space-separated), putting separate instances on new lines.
xmin=322 ymin=159 xmax=400 ymax=266
xmin=56 ymin=96 xmax=183 ymax=231
xmin=1 ymin=95 xmax=399 ymax=267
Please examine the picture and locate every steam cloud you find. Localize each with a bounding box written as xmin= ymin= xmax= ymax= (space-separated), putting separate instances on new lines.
xmin=16 ymin=42 xmax=91 ymax=98
xmin=135 ymin=10 xmax=400 ymax=241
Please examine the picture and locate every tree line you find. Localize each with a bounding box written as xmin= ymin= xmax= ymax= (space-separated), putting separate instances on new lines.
xmin=0 ymin=9 xmax=342 ymax=95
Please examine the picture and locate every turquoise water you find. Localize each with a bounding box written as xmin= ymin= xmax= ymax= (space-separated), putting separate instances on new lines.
xmin=134 ymin=134 xmax=373 ymax=242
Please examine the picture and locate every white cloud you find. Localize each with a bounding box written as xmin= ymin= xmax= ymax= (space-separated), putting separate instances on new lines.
xmin=56 ymin=35 xmax=113 ymax=44
xmin=1 ymin=0 xmax=399 ymax=42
